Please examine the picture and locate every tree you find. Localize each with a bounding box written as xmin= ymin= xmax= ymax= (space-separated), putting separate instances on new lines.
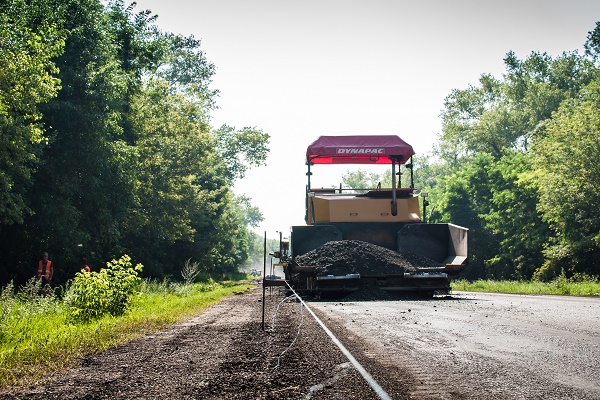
xmin=0 ymin=0 xmax=269 ymax=285
xmin=430 ymin=153 xmax=495 ymax=279
xmin=584 ymin=21 xmax=600 ymax=61
xmin=482 ymin=152 xmax=548 ymax=279
xmin=430 ymin=151 xmax=547 ymax=280
xmin=341 ymin=169 xmax=386 ymax=193
xmin=234 ymin=195 xmax=264 ymax=228
xmin=122 ymin=30 xmax=269 ymax=277
xmin=530 ymin=79 xmax=600 ymax=279
xmin=440 ymin=51 xmax=596 ymax=164
xmin=212 ymin=124 xmax=270 ymax=182
xmin=433 ymin=42 xmax=599 ymax=280
xmin=0 ymin=0 xmax=64 ymax=224
xmin=124 ymin=77 xmax=224 ymax=276
xmin=440 ymin=73 xmax=519 ymax=161
xmin=25 ymin=0 xmax=133 ymax=273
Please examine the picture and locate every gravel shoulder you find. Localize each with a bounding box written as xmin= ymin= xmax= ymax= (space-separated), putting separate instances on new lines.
xmin=0 ymin=285 xmax=411 ymax=400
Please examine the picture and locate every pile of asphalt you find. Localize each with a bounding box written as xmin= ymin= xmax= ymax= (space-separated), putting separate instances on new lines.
xmin=295 ymin=240 xmax=442 ymax=276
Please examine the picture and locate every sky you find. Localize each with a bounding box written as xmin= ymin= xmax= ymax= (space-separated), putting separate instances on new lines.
xmin=135 ymin=0 xmax=600 ymax=238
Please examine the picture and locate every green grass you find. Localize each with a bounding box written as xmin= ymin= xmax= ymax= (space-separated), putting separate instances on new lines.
xmin=451 ymin=278 xmax=600 ymax=297
xmin=0 ymin=279 xmax=253 ymax=388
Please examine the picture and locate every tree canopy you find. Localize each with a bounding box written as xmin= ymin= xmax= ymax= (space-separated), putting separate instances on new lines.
xmin=0 ymin=0 xmax=269 ymax=285
xmin=0 ymin=0 xmax=65 ymax=225
xmin=426 ymin=21 xmax=600 ymax=280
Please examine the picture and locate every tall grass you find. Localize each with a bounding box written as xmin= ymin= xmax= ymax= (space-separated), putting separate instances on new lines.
xmin=0 ymin=278 xmax=253 ymax=388
xmin=451 ymin=275 xmax=600 ymax=297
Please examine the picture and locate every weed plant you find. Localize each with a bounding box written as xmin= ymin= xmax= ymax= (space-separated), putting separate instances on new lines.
xmin=0 ymin=258 xmax=253 ymax=388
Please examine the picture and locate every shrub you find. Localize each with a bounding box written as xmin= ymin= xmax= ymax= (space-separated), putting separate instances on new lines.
xmin=64 ymin=255 xmax=143 ymax=323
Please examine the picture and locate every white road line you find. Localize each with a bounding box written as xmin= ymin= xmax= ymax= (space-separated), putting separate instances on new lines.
xmin=286 ymin=283 xmax=393 ymax=400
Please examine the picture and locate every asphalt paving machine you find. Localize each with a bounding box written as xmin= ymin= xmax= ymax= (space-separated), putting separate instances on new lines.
xmin=271 ymin=135 xmax=468 ymax=296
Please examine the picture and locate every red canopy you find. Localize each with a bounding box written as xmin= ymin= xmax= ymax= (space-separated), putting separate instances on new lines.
xmin=306 ymin=135 xmax=415 ymax=165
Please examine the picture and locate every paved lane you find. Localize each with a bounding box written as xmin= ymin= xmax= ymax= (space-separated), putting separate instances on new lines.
xmin=310 ymin=292 xmax=600 ymax=399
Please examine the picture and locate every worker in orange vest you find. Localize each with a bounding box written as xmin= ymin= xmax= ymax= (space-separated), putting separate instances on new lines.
xmin=82 ymin=258 xmax=91 ymax=273
xmin=36 ymin=251 xmax=54 ymax=295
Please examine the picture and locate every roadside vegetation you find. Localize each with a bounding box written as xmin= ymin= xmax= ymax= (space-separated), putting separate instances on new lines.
xmin=0 ymin=255 xmax=254 ymax=388
xmin=452 ymin=273 xmax=600 ymax=297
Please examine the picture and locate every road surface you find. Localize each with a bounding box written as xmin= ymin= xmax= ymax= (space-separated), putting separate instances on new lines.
xmin=309 ymin=291 xmax=600 ymax=399
xmin=2 ymin=287 xmax=598 ymax=399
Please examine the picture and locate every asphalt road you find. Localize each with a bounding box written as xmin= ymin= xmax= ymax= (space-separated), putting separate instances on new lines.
xmin=309 ymin=291 xmax=600 ymax=400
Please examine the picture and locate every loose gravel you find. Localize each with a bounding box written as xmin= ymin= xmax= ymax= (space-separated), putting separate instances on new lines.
xmin=0 ymin=285 xmax=412 ymax=400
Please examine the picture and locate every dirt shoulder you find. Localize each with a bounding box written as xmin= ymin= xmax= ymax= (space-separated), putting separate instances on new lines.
xmin=0 ymin=285 xmax=411 ymax=400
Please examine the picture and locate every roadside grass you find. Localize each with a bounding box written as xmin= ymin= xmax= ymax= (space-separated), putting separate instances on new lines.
xmin=0 ymin=279 xmax=254 ymax=388
xmin=451 ymin=277 xmax=600 ymax=297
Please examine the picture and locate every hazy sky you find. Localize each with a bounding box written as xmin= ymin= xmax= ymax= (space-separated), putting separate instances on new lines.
xmin=135 ymin=0 xmax=599 ymax=238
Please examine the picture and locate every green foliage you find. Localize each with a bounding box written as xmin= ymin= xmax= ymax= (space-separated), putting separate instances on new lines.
xmin=0 ymin=279 xmax=54 ymax=343
xmin=0 ymin=0 xmax=268 ymax=286
xmin=529 ymin=78 xmax=600 ymax=278
xmin=0 ymin=0 xmax=65 ymax=224
xmin=235 ymin=195 xmax=264 ymax=228
xmin=432 ymin=35 xmax=600 ymax=281
xmin=429 ymin=153 xmax=495 ymax=279
xmin=64 ymin=255 xmax=143 ymax=322
xmin=124 ymin=77 xmax=218 ymax=265
xmin=0 ymin=278 xmax=64 ymax=386
xmin=22 ymin=0 xmax=134 ymax=269
xmin=440 ymin=50 xmax=595 ymax=164
xmin=213 ymin=124 xmax=270 ymax=182
xmin=340 ymin=163 xmax=421 ymax=195
xmin=480 ymin=152 xmax=548 ymax=279
xmin=341 ymin=169 xmax=388 ymax=193
xmin=452 ymin=276 xmax=600 ymax=297
xmin=139 ymin=278 xmax=222 ymax=297
xmin=584 ymin=21 xmax=600 ymax=60
xmin=242 ymin=232 xmax=285 ymax=274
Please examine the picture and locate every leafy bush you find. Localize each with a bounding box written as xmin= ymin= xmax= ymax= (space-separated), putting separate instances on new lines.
xmin=64 ymin=255 xmax=143 ymax=323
